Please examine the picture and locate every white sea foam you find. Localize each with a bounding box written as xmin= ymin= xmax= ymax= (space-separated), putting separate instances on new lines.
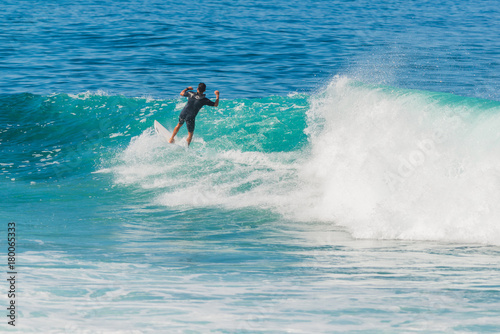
xmin=17 ymin=243 xmax=500 ymax=333
xmin=295 ymin=76 xmax=500 ymax=244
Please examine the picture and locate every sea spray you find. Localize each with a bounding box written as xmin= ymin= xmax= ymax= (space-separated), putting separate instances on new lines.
xmin=299 ymin=76 xmax=500 ymax=244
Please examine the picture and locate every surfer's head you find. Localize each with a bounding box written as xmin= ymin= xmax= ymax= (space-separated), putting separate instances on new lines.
xmin=197 ymin=82 xmax=206 ymax=94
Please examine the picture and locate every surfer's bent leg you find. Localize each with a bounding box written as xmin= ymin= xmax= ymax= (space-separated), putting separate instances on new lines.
xmin=185 ymin=119 xmax=195 ymax=146
xmin=169 ymin=122 xmax=183 ymax=143
xmin=186 ymin=132 xmax=194 ymax=146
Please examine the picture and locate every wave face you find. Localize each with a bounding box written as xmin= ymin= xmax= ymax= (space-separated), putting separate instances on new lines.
xmin=3 ymin=77 xmax=500 ymax=244
xmin=105 ymin=77 xmax=500 ymax=244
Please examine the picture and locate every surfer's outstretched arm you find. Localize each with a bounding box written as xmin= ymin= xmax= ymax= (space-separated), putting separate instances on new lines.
xmin=180 ymin=86 xmax=193 ymax=96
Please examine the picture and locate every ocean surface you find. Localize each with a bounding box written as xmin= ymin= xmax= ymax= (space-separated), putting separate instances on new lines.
xmin=1 ymin=0 xmax=500 ymax=333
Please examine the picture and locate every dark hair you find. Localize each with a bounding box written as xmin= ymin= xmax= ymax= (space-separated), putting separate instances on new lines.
xmin=198 ymin=82 xmax=206 ymax=93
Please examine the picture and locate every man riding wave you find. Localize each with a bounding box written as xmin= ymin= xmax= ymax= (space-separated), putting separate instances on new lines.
xmin=169 ymin=83 xmax=220 ymax=146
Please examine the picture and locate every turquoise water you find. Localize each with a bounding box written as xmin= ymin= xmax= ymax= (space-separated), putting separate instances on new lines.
xmin=2 ymin=0 xmax=500 ymax=333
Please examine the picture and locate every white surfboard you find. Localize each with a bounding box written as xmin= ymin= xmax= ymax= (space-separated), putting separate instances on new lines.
xmin=154 ymin=120 xmax=186 ymax=148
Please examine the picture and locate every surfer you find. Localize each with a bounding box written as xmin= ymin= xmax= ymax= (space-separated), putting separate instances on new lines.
xmin=169 ymin=83 xmax=219 ymax=146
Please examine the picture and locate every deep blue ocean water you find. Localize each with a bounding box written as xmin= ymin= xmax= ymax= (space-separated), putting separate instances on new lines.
xmin=2 ymin=1 xmax=500 ymax=333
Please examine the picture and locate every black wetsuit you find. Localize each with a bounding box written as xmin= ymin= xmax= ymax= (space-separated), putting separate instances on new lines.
xmin=179 ymin=91 xmax=216 ymax=132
